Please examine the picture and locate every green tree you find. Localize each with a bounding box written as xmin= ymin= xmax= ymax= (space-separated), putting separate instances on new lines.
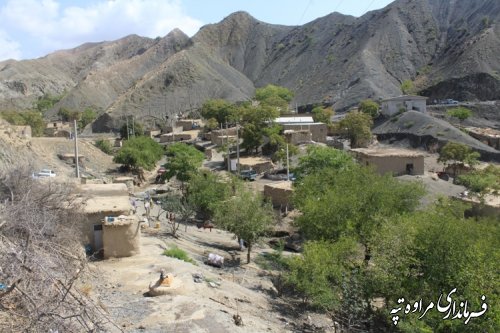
xmin=294 ymin=145 xmax=354 ymax=179
xmin=113 ymin=136 xmax=163 ymax=171
xmin=35 ymin=93 xmax=62 ymax=113
xmin=58 ymin=107 xmax=80 ymax=122
xmin=338 ymin=111 xmax=373 ymax=148
xmin=447 ymin=107 xmax=472 ymax=123
xmin=213 ymin=189 xmax=275 ymax=263
xmin=95 ymin=139 xmax=113 ymax=155
xmin=457 ymin=165 xmax=500 ymax=195
xmin=0 ymin=110 xmax=46 ymax=137
xmin=438 ymin=142 xmax=480 ymax=179
xmin=401 ymin=79 xmax=414 ymax=94
xmin=204 ymin=118 xmax=219 ymax=131
xmin=79 ymin=108 xmax=97 ymax=129
xmin=163 ymin=143 xmax=204 ymax=187
xmin=311 ymin=106 xmax=334 ymax=124
xmin=358 ymin=99 xmax=379 ymax=118
xmin=186 ymin=170 xmax=231 ymax=219
xmin=255 ymin=84 xmax=294 ymax=113
xmin=294 ymin=165 xmax=425 ymax=261
xmin=120 ymin=119 xmax=144 ymax=139
xmin=371 ymin=201 xmax=500 ymax=332
xmin=200 ymin=99 xmax=238 ymax=125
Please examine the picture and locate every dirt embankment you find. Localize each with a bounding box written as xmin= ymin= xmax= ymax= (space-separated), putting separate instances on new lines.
xmin=373 ymin=111 xmax=500 ymax=162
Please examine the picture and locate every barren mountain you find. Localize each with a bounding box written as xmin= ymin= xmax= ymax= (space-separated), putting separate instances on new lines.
xmin=0 ymin=0 xmax=498 ymax=131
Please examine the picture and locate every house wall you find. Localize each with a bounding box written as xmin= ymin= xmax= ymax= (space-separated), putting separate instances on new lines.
xmin=284 ymin=130 xmax=312 ymax=145
xmin=282 ymin=123 xmax=327 ymax=143
xmin=264 ymin=184 xmax=294 ymax=209
xmin=358 ymin=155 xmax=424 ymax=175
xmin=176 ymin=119 xmax=201 ymax=131
xmin=81 ymin=209 xmax=129 ymax=249
xmin=159 ymin=133 xmax=194 ymax=143
xmin=211 ymin=135 xmax=237 ymax=146
xmin=103 ymin=222 xmax=141 ymax=259
xmin=381 ymin=100 xmax=427 ymax=116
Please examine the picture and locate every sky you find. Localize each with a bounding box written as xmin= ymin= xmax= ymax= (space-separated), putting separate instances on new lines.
xmin=0 ymin=0 xmax=394 ymax=61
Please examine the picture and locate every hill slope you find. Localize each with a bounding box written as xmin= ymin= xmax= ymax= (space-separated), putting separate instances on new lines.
xmin=0 ymin=0 xmax=498 ymax=131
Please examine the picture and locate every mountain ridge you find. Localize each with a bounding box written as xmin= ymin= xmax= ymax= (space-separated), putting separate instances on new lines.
xmin=0 ymin=0 xmax=498 ymax=131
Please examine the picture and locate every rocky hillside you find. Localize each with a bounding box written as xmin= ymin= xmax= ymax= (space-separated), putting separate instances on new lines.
xmin=0 ymin=0 xmax=498 ymax=131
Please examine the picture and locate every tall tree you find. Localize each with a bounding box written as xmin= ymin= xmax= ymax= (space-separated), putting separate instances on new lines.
xmin=294 ymin=145 xmax=354 ymax=179
xmin=200 ymin=99 xmax=238 ymax=125
xmin=294 ymin=165 xmax=425 ymax=261
xmin=255 ymin=84 xmax=294 ymax=113
xmin=113 ymin=136 xmax=164 ymax=171
xmin=186 ymin=170 xmax=231 ymax=219
xmin=338 ymin=111 xmax=373 ymax=148
xmin=213 ymin=189 xmax=275 ymax=263
xmin=163 ymin=143 xmax=204 ymax=188
xmin=311 ymin=106 xmax=334 ymax=124
xmin=438 ymin=142 xmax=480 ymax=179
xmin=358 ymin=99 xmax=379 ymax=118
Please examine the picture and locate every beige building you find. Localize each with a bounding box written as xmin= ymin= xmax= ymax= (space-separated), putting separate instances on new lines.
xmin=284 ymin=129 xmax=312 ymax=145
xmin=45 ymin=121 xmax=72 ymax=137
xmin=176 ymin=119 xmax=202 ymax=131
xmin=381 ymin=95 xmax=428 ymax=117
xmin=350 ymin=148 xmax=425 ymax=176
xmin=76 ymin=184 xmax=133 ymax=252
xmin=159 ymin=130 xmax=199 ymax=143
xmin=282 ymin=123 xmax=327 ymax=143
xmin=465 ymin=127 xmax=500 ymax=150
xmin=102 ymin=215 xmax=141 ymax=259
xmin=264 ymin=181 xmax=294 ymax=209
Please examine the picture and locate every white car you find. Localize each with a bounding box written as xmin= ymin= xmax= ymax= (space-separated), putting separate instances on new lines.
xmin=37 ymin=169 xmax=56 ymax=178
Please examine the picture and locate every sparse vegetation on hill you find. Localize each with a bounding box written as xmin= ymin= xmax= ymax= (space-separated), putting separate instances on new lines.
xmin=447 ymin=106 xmax=472 ymax=123
xmin=0 ymin=110 xmax=45 ymax=136
xmin=95 ymin=139 xmax=113 ymax=155
xmin=358 ymin=99 xmax=379 ymax=118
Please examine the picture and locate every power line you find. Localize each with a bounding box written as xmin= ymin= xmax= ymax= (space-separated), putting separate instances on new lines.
xmin=363 ymin=0 xmax=377 ymax=14
xmin=298 ymin=0 xmax=313 ymax=24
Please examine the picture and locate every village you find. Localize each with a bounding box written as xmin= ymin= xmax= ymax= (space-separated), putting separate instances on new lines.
xmin=1 ymin=89 xmax=498 ymax=332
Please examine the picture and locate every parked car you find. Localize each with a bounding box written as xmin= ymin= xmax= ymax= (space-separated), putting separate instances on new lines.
xmin=445 ymin=99 xmax=459 ymax=105
xmin=239 ymin=169 xmax=257 ymax=181
xmin=264 ymin=169 xmax=296 ymax=181
xmin=37 ymin=169 xmax=56 ymax=178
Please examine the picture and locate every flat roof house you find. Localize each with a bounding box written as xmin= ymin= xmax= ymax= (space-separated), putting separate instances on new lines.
xmin=350 ymin=148 xmax=425 ymax=176
xmin=381 ymin=95 xmax=428 ymax=117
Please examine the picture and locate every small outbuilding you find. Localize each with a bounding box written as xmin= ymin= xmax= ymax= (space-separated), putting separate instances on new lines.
xmin=350 ymin=148 xmax=425 ymax=176
xmin=264 ymin=181 xmax=294 ymax=209
xmin=381 ymin=95 xmax=428 ymax=117
xmin=102 ymin=215 xmax=141 ymax=259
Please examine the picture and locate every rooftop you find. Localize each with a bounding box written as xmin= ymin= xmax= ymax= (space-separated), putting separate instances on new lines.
xmin=83 ymin=196 xmax=131 ymax=214
xmin=382 ymin=95 xmax=428 ymax=102
xmin=275 ymin=116 xmax=314 ymax=124
xmin=465 ymin=127 xmax=500 ymax=138
xmin=264 ymin=181 xmax=293 ymax=190
xmin=350 ymin=148 xmax=425 ymax=158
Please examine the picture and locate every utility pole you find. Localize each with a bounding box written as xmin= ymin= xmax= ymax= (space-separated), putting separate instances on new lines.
xmin=73 ymin=120 xmax=80 ymax=178
xmin=126 ymin=116 xmax=129 ymax=140
xmin=286 ymin=144 xmax=290 ymax=181
xmin=132 ymin=115 xmax=135 ymax=137
xmin=236 ymin=124 xmax=240 ymax=175
xmin=226 ymin=121 xmax=231 ymax=172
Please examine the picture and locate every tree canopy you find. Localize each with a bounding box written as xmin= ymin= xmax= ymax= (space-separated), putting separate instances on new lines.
xmin=311 ymin=106 xmax=334 ymax=124
xmin=113 ymin=136 xmax=164 ymax=171
xmin=401 ymin=79 xmax=414 ymax=94
xmin=447 ymin=107 xmax=472 ymax=122
xmin=0 ymin=110 xmax=46 ymax=137
xmin=186 ymin=170 xmax=231 ymax=219
xmin=200 ymin=99 xmax=238 ymax=125
xmin=358 ymin=99 xmax=379 ymax=118
xmin=163 ymin=143 xmax=204 ymax=183
xmin=255 ymin=84 xmax=294 ymax=112
xmin=213 ymin=189 xmax=275 ymax=263
xmin=293 ymin=145 xmax=354 ymax=179
xmin=338 ymin=111 xmax=373 ymax=148
xmin=438 ymin=142 xmax=480 ymax=178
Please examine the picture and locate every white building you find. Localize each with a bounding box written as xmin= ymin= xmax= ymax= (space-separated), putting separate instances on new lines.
xmin=381 ymin=95 xmax=428 ymax=117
